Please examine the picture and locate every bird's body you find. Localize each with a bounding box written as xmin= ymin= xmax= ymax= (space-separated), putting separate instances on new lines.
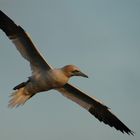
xmin=0 ymin=10 xmax=134 ymax=135
xmin=10 ymin=66 xmax=79 ymax=106
xmin=28 ymin=68 xmax=69 ymax=91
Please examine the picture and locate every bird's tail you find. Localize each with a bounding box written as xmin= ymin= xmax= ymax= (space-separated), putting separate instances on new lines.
xmin=8 ymin=87 xmax=33 ymax=108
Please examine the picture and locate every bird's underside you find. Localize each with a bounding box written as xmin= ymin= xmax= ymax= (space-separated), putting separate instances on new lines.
xmin=0 ymin=10 xmax=134 ymax=135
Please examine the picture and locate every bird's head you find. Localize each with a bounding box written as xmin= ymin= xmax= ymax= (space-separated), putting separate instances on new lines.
xmin=62 ymin=65 xmax=88 ymax=78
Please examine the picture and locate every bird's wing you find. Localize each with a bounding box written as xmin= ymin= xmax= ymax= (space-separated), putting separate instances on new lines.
xmin=57 ymin=83 xmax=133 ymax=135
xmin=0 ymin=10 xmax=52 ymax=73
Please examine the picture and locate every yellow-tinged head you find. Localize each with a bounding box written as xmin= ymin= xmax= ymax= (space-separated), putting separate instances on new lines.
xmin=62 ymin=65 xmax=88 ymax=78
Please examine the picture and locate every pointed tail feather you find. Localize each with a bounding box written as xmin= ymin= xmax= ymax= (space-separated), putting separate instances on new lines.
xmin=8 ymin=87 xmax=33 ymax=108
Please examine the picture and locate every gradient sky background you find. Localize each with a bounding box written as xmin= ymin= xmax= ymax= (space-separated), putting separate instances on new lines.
xmin=0 ymin=0 xmax=140 ymax=140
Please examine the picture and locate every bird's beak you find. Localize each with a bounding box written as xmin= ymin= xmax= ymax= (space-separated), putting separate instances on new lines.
xmin=77 ymin=71 xmax=88 ymax=78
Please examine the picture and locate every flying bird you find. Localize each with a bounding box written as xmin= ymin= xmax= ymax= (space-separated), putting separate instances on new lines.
xmin=0 ymin=10 xmax=134 ymax=135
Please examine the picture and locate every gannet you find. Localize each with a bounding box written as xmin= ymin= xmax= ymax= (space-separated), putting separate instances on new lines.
xmin=0 ymin=10 xmax=134 ymax=135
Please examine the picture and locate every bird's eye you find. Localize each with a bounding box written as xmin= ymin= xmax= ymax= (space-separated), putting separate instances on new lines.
xmin=73 ymin=70 xmax=79 ymax=73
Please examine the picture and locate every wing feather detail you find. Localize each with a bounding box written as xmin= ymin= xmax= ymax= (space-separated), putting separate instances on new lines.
xmin=0 ymin=10 xmax=52 ymax=72
xmin=57 ymin=83 xmax=134 ymax=135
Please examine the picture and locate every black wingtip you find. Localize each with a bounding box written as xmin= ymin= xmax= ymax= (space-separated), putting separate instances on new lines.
xmin=0 ymin=10 xmax=20 ymax=36
xmin=88 ymin=107 xmax=134 ymax=136
xmin=13 ymin=79 xmax=30 ymax=90
xmin=126 ymin=130 xmax=135 ymax=136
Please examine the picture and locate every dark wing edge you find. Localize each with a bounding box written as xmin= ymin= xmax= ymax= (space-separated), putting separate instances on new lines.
xmin=57 ymin=83 xmax=134 ymax=135
xmin=0 ymin=10 xmax=52 ymax=71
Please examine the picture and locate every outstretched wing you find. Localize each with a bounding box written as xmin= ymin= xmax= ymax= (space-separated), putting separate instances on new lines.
xmin=0 ymin=10 xmax=52 ymax=73
xmin=57 ymin=83 xmax=134 ymax=135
